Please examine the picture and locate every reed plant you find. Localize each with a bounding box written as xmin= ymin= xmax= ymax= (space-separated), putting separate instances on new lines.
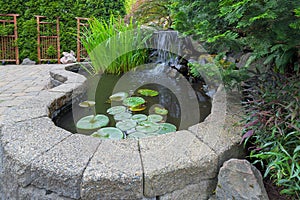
xmin=82 ymin=15 xmax=151 ymax=74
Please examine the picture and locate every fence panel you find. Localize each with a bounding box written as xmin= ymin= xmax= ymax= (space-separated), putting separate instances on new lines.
xmin=0 ymin=14 xmax=19 ymax=64
xmin=36 ymin=16 xmax=60 ymax=64
xmin=76 ymin=17 xmax=89 ymax=62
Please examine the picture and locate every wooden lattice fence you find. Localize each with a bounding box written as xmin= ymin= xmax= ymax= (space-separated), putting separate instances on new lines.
xmin=0 ymin=14 xmax=19 ymax=64
xmin=36 ymin=16 xmax=60 ymax=64
xmin=76 ymin=17 xmax=89 ymax=62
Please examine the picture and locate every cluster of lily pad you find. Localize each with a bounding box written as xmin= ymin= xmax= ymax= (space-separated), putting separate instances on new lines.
xmin=76 ymin=89 xmax=177 ymax=140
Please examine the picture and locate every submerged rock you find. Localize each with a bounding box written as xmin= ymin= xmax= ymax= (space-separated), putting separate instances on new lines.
xmin=216 ymin=159 xmax=269 ymax=200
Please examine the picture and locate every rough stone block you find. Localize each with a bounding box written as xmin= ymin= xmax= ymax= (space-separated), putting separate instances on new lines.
xmin=0 ymin=117 xmax=71 ymax=187
xmin=139 ymin=130 xmax=218 ymax=197
xmin=159 ymin=180 xmax=217 ymax=200
xmin=189 ymin=86 xmax=245 ymax=167
xmin=81 ymin=139 xmax=143 ymax=200
xmin=18 ymin=185 xmax=73 ymax=200
xmin=216 ymin=159 xmax=269 ymax=200
xmin=31 ymin=134 xmax=100 ymax=199
xmin=2 ymin=106 xmax=48 ymax=123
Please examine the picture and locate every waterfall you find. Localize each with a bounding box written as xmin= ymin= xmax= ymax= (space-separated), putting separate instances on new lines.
xmin=152 ymin=30 xmax=183 ymax=66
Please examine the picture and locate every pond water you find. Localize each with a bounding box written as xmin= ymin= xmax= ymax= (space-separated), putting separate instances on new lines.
xmin=54 ymin=64 xmax=212 ymax=135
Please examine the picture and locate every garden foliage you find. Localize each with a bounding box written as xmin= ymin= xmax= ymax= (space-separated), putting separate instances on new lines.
xmin=0 ymin=0 xmax=126 ymax=62
xmin=81 ymin=15 xmax=151 ymax=74
xmin=171 ymin=0 xmax=300 ymax=73
xmin=242 ymin=71 xmax=300 ymax=197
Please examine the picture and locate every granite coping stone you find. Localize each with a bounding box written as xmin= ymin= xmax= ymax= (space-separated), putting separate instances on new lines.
xmin=139 ymin=130 xmax=218 ymax=197
xmin=30 ymin=134 xmax=100 ymax=199
xmin=81 ymin=139 xmax=143 ymax=200
xmin=0 ymin=117 xmax=72 ymax=187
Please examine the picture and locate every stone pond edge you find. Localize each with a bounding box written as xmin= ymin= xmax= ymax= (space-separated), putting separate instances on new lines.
xmin=0 ymin=64 xmax=245 ymax=199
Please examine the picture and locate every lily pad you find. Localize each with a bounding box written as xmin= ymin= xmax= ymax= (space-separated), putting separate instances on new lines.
xmin=131 ymin=114 xmax=148 ymax=122
xmin=114 ymin=112 xmax=132 ymax=121
xmin=76 ymin=114 xmax=109 ymax=131
xmin=127 ymin=131 xmax=148 ymax=139
xmin=116 ymin=119 xmax=137 ymax=131
xmin=158 ymin=123 xmax=177 ymax=134
xmin=107 ymin=106 xmax=126 ymax=115
xmin=128 ymin=104 xmax=146 ymax=112
xmin=154 ymin=107 xmax=168 ymax=115
xmin=136 ymin=121 xmax=160 ymax=133
xmin=79 ymin=101 xmax=96 ymax=108
xmin=92 ymin=127 xmax=124 ymax=140
xmin=138 ymin=89 xmax=159 ymax=97
xmin=109 ymin=92 xmax=128 ymax=102
xmin=148 ymin=114 xmax=164 ymax=123
xmin=123 ymin=97 xmax=145 ymax=107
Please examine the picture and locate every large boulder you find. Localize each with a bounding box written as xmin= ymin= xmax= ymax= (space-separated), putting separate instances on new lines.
xmin=216 ymin=159 xmax=269 ymax=200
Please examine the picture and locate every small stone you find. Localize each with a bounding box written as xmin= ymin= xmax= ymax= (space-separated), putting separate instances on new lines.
xmin=21 ymin=58 xmax=36 ymax=65
xmin=60 ymin=51 xmax=76 ymax=64
xmin=216 ymin=159 xmax=269 ymax=200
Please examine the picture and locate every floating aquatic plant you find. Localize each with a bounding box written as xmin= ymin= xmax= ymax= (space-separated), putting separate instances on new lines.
xmin=131 ymin=114 xmax=148 ymax=122
xmin=158 ymin=123 xmax=177 ymax=134
xmin=114 ymin=112 xmax=132 ymax=121
xmin=109 ymin=92 xmax=129 ymax=102
xmin=76 ymin=114 xmax=109 ymax=131
xmin=137 ymin=89 xmax=159 ymax=97
xmin=136 ymin=121 xmax=160 ymax=133
xmin=127 ymin=131 xmax=148 ymax=139
xmin=116 ymin=119 xmax=137 ymax=131
xmin=92 ymin=127 xmax=124 ymax=139
xmin=128 ymin=104 xmax=147 ymax=112
xmin=107 ymin=106 xmax=126 ymax=115
xmin=123 ymin=97 xmax=145 ymax=107
xmin=154 ymin=107 xmax=168 ymax=115
xmin=148 ymin=114 xmax=164 ymax=123
xmin=79 ymin=101 xmax=96 ymax=108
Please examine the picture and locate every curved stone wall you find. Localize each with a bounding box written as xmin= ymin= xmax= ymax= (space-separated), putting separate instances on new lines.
xmin=0 ymin=65 xmax=245 ymax=199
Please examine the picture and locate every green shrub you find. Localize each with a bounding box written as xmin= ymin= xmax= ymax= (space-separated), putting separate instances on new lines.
xmin=170 ymin=0 xmax=300 ymax=73
xmin=188 ymin=54 xmax=249 ymax=90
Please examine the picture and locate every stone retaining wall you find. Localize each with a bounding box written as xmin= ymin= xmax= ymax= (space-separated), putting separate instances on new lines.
xmin=0 ymin=65 xmax=245 ymax=199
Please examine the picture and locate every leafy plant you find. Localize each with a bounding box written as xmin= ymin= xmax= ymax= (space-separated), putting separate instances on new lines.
xmin=188 ymin=54 xmax=249 ymax=90
xmin=82 ymin=15 xmax=152 ymax=74
xmin=170 ymin=0 xmax=300 ymax=73
xmin=46 ymin=45 xmax=57 ymax=57
xmin=131 ymin=0 xmax=173 ymax=29
xmin=241 ymin=70 xmax=300 ymax=197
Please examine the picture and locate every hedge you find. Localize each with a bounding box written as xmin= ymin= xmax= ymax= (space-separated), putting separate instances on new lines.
xmin=0 ymin=0 xmax=126 ymax=62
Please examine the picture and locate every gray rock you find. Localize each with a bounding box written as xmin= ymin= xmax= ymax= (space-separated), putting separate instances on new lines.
xmin=216 ymin=159 xmax=269 ymax=200
xmin=81 ymin=139 xmax=143 ymax=199
xmin=189 ymin=86 xmax=245 ymax=167
xmin=160 ymin=180 xmax=217 ymax=200
xmin=0 ymin=117 xmax=71 ymax=198
xmin=30 ymin=134 xmax=100 ymax=199
xmin=139 ymin=130 xmax=218 ymax=197
xmin=21 ymin=58 xmax=36 ymax=65
xmin=50 ymin=70 xmax=68 ymax=83
xmin=18 ymin=185 xmax=73 ymax=200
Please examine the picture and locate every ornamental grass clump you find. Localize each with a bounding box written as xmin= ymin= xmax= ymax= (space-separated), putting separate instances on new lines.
xmin=82 ymin=15 xmax=152 ymax=74
xmin=241 ymin=70 xmax=300 ymax=197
